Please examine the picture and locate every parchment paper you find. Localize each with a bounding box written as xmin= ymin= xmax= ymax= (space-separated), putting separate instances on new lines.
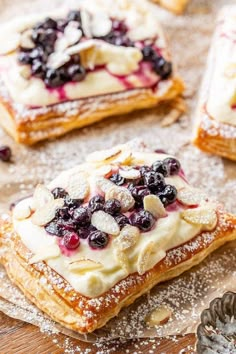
xmin=0 ymin=0 xmax=236 ymax=344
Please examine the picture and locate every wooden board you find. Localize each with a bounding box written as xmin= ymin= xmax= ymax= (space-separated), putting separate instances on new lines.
xmin=0 ymin=312 xmax=196 ymax=353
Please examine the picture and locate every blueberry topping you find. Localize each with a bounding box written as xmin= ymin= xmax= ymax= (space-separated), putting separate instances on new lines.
xmin=18 ymin=51 xmax=32 ymax=65
xmin=63 ymin=231 xmax=80 ymax=249
xmin=130 ymin=210 xmax=155 ymax=232
xmin=142 ymin=45 xmax=156 ymax=61
xmin=88 ymin=195 xmax=105 ymax=213
xmin=73 ymin=207 xmax=91 ymax=226
xmin=153 ymin=56 xmax=172 ymax=80
xmin=115 ymin=213 xmax=130 ymax=228
xmin=64 ymin=195 xmax=82 ymax=209
xmin=158 ymin=184 xmax=177 ymax=207
xmin=45 ymin=221 xmax=64 ymax=236
xmin=109 ymin=173 xmax=125 ymax=186
xmin=44 ymin=68 xmax=68 ymax=88
xmin=0 ymin=145 xmax=12 ymax=162
xmin=78 ymin=226 xmax=96 ymax=239
xmin=163 ymin=157 xmax=181 ymax=176
xmin=31 ymin=60 xmax=46 ymax=79
xmin=152 ymin=160 xmax=169 ymax=177
xmin=56 ymin=206 xmax=70 ymax=220
xmin=130 ymin=186 xmax=150 ymax=205
xmin=104 ymin=199 xmax=121 ymax=215
xmin=67 ymin=64 xmax=86 ymax=82
xmin=34 ymin=17 xmax=57 ymax=30
xmin=52 ymin=187 xmax=68 ymax=199
xmin=32 ymin=28 xmax=57 ymax=47
xmin=139 ymin=165 xmax=151 ymax=177
xmin=143 ymin=171 xmax=165 ymax=193
xmin=67 ymin=10 xmax=81 ymax=23
xmin=57 ymin=218 xmax=76 ymax=232
xmin=30 ymin=47 xmax=48 ymax=63
xmin=88 ymin=230 xmax=109 ymax=249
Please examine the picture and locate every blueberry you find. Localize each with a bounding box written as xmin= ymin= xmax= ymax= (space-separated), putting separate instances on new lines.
xmin=45 ymin=221 xmax=64 ymax=237
xmin=39 ymin=17 xmax=58 ymax=30
xmin=158 ymin=184 xmax=177 ymax=207
xmin=88 ymin=195 xmax=105 ymax=213
xmin=152 ymin=160 xmax=169 ymax=177
xmin=115 ymin=213 xmax=130 ymax=229
xmin=88 ymin=230 xmax=109 ymax=249
xmin=17 ymin=51 xmax=32 ymax=65
xmin=30 ymin=47 xmax=48 ymax=63
xmin=143 ymin=171 xmax=165 ymax=193
xmin=0 ymin=145 xmax=12 ymax=162
xmin=163 ymin=157 xmax=181 ymax=176
xmin=63 ymin=231 xmax=80 ymax=250
xmin=130 ymin=210 xmax=155 ymax=232
xmin=58 ymin=218 xmax=76 ymax=233
xmin=31 ymin=60 xmax=46 ymax=79
xmin=67 ymin=10 xmax=81 ymax=23
xmin=153 ymin=56 xmax=172 ymax=79
xmin=32 ymin=28 xmax=57 ymax=48
xmin=73 ymin=207 xmax=91 ymax=226
xmin=109 ymin=173 xmax=125 ymax=186
xmin=142 ymin=45 xmax=156 ymax=61
xmin=44 ymin=68 xmax=68 ymax=88
xmin=64 ymin=195 xmax=82 ymax=209
xmin=139 ymin=165 xmax=151 ymax=177
xmin=52 ymin=187 xmax=68 ymax=199
xmin=112 ymin=20 xmax=128 ymax=33
xmin=104 ymin=199 xmax=121 ymax=215
xmin=57 ymin=19 xmax=68 ymax=32
xmin=78 ymin=226 xmax=96 ymax=239
xmin=67 ymin=64 xmax=86 ymax=82
xmin=56 ymin=206 xmax=70 ymax=220
xmin=130 ymin=186 xmax=150 ymax=205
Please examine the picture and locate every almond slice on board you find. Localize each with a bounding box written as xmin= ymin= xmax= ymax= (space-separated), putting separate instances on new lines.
xmin=145 ymin=307 xmax=172 ymax=327
xmin=143 ymin=194 xmax=166 ymax=218
xmin=68 ymin=259 xmax=103 ymax=272
xmin=181 ymin=207 xmax=217 ymax=230
xmin=105 ymin=186 xmax=135 ymax=212
xmin=91 ymin=210 xmax=120 ymax=236
xmin=177 ymin=187 xmax=208 ymax=206
xmin=31 ymin=198 xmax=64 ymax=226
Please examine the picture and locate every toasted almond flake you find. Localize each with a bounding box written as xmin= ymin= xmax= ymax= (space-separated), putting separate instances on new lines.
xmin=91 ymin=210 xmax=120 ymax=235
xmin=105 ymin=186 xmax=135 ymax=212
xmin=177 ymin=187 xmax=208 ymax=206
xmin=113 ymin=246 xmax=129 ymax=271
xmin=137 ymin=241 xmax=155 ymax=275
xmin=181 ymin=207 xmax=217 ymax=230
xmin=91 ymin=13 xmax=112 ymax=37
xmin=93 ymin=165 xmax=112 ymax=176
xmin=81 ymin=10 xmax=92 ymax=38
xmin=113 ymin=150 xmax=132 ymax=165
xmin=143 ymin=194 xmax=166 ymax=218
xmin=65 ymin=40 xmax=96 ymax=56
xmin=119 ymin=167 xmax=140 ymax=180
xmin=68 ymin=259 xmax=103 ymax=272
xmin=145 ymin=307 xmax=172 ymax=327
xmin=28 ymin=245 xmax=60 ymax=264
xmin=31 ymin=198 xmax=64 ymax=226
xmin=47 ymin=52 xmax=70 ymax=69
xmin=13 ymin=200 xmax=32 ymax=220
xmin=0 ymin=33 xmax=20 ymax=54
xmin=114 ymin=225 xmax=140 ymax=251
xmin=18 ymin=65 xmax=31 ymax=79
xmin=20 ymin=29 xmax=35 ymax=49
xmin=32 ymin=184 xmax=54 ymax=210
xmin=94 ymin=176 xmax=115 ymax=193
xmin=86 ymin=146 xmax=122 ymax=163
xmin=64 ymin=23 xmax=82 ymax=46
xmin=66 ymin=172 xmax=89 ymax=199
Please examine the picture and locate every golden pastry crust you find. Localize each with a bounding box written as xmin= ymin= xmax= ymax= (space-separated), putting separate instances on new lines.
xmin=0 ymin=77 xmax=184 ymax=145
xmin=1 ymin=208 xmax=236 ymax=334
xmin=152 ymin=0 xmax=189 ymax=14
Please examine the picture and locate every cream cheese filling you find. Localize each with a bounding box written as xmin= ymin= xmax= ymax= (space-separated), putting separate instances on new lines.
xmin=12 ymin=148 xmax=216 ymax=298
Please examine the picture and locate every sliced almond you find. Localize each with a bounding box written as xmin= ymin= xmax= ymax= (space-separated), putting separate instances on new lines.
xmin=177 ymin=187 xmax=208 ymax=206
xmin=181 ymin=207 xmax=217 ymax=230
xmin=66 ymin=172 xmax=89 ymax=200
xmin=0 ymin=33 xmax=20 ymax=54
xmin=28 ymin=245 xmax=60 ymax=264
xmin=68 ymin=259 xmax=103 ymax=272
xmin=113 ymin=246 xmax=129 ymax=271
xmin=105 ymin=186 xmax=135 ymax=212
xmin=32 ymin=184 xmax=54 ymax=210
xmin=64 ymin=23 xmax=82 ymax=46
xmin=143 ymin=195 xmax=166 ymax=218
xmin=47 ymin=52 xmax=70 ymax=69
xmin=114 ymin=225 xmax=140 ymax=251
xmin=113 ymin=150 xmax=132 ymax=165
xmin=137 ymin=241 xmax=155 ymax=275
xmin=91 ymin=13 xmax=112 ymax=37
xmin=86 ymin=146 xmax=122 ymax=163
xmin=93 ymin=165 xmax=112 ymax=177
xmin=19 ymin=65 xmax=31 ymax=80
xmin=145 ymin=307 xmax=172 ymax=327
xmin=81 ymin=10 xmax=92 ymax=38
xmin=55 ymin=36 xmax=70 ymax=52
xmin=94 ymin=176 xmax=115 ymax=193
xmin=119 ymin=167 xmax=140 ymax=180
xmin=65 ymin=40 xmax=96 ymax=56
xmin=13 ymin=200 xmax=32 ymax=220
xmin=20 ymin=29 xmax=35 ymax=49
xmin=91 ymin=210 xmax=120 ymax=236
xmin=31 ymin=198 xmax=64 ymax=226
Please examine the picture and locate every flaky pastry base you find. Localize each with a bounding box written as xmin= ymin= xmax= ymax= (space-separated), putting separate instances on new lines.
xmin=0 ymin=209 xmax=236 ymax=334
xmin=152 ymin=0 xmax=189 ymax=14
xmin=0 ymin=78 xmax=184 ymax=145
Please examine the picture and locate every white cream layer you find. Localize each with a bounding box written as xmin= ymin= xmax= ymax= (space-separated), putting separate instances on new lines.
xmin=206 ymin=7 xmax=236 ymax=126
xmin=13 ymin=149 xmax=213 ymax=298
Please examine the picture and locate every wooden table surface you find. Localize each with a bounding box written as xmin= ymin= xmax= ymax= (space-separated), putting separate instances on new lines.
xmin=0 ymin=312 xmax=196 ymax=354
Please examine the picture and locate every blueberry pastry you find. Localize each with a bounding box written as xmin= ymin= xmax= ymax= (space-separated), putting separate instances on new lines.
xmin=152 ymin=0 xmax=189 ymax=14
xmin=0 ymin=140 xmax=235 ymax=333
xmin=193 ymin=6 xmax=236 ymax=161
xmin=0 ymin=0 xmax=184 ymax=145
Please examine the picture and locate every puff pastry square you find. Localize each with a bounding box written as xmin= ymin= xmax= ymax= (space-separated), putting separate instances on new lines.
xmin=0 ymin=140 xmax=236 ymax=334
xmin=193 ymin=6 xmax=236 ymax=161
xmin=152 ymin=0 xmax=189 ymax=14
xmin=0 ymin=0 xmax=184 ymax=145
